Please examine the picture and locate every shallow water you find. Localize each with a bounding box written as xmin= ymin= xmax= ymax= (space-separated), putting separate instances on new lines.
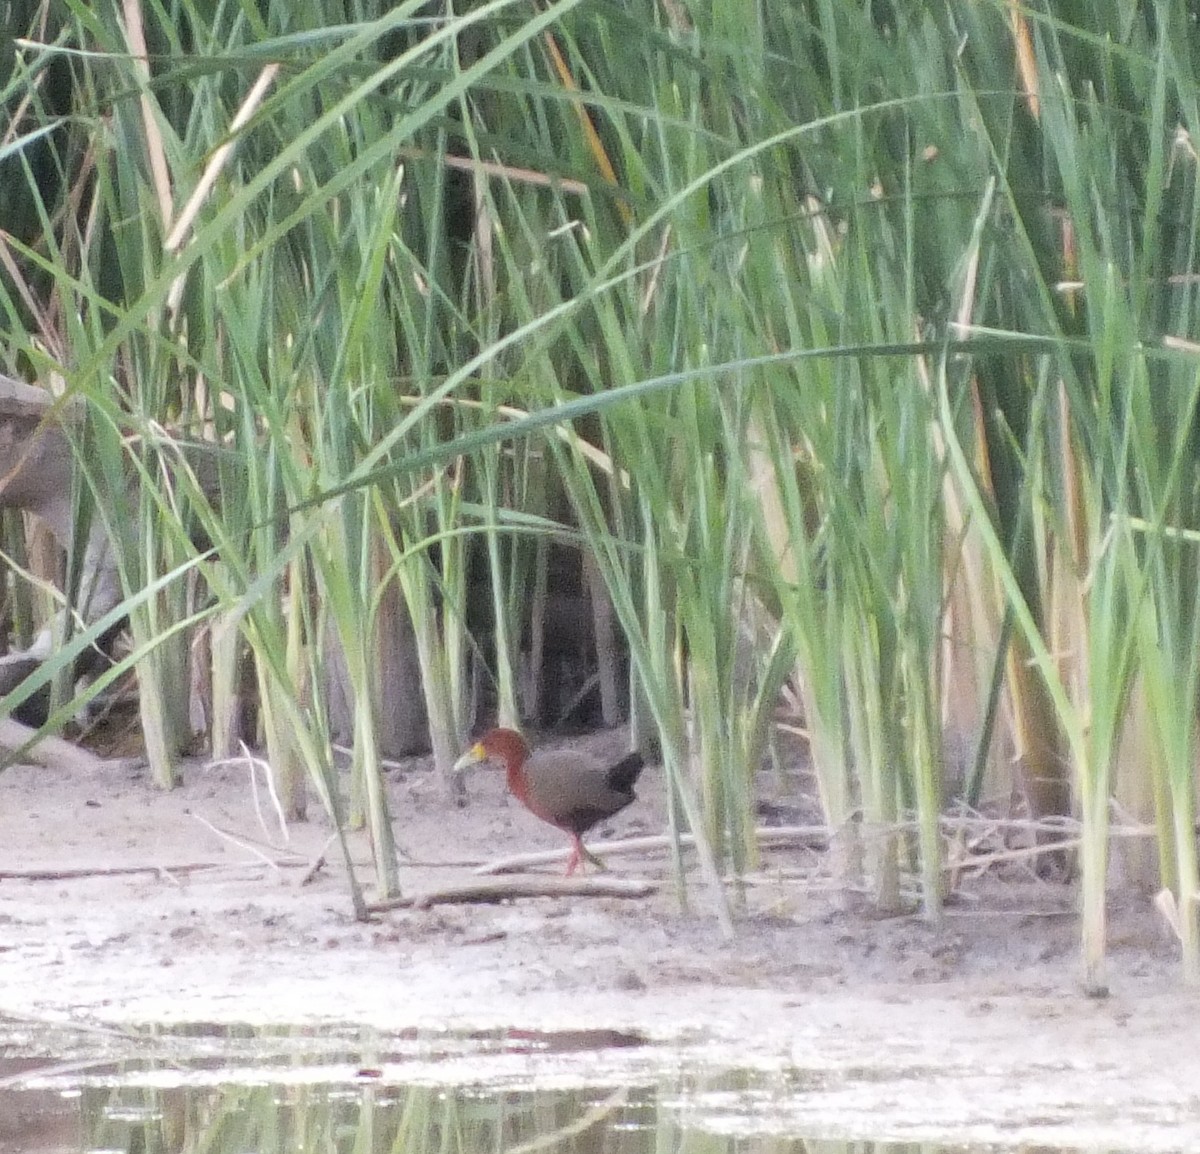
xmin=0 ymin=1019 xmax=1172 ymax=1154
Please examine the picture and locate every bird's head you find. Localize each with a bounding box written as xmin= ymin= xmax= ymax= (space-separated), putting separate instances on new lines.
xmin=453 ymin=726 xmax=530 ymax=775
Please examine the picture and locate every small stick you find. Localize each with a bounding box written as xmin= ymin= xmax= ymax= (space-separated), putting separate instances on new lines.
xmin=299 ymin=833 xmax=340 ymax=886
xmin=0 ymin=859 xmax=304 ymax=882
xmin=206 ymin=744 xmax=289 ymax=845
xmin=473 ymin=825 xmax=829 ymax=875
xmin=368 ymin=876 xmax=658 ymax=912
xmin=188 ymin=811 xmax=288 ymax=876
xmin=943 ymin=838 xmax=1083 ymax=873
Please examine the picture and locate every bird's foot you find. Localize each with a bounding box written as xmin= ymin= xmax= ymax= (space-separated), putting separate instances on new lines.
xmin=563 ymin=840 xmax=609 ymax=876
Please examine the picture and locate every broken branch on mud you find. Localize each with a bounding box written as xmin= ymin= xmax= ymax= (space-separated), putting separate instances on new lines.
xmin=367 ymin=876 xmax=658 ymax=912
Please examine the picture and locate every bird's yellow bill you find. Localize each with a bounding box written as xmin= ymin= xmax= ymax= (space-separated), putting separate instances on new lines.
xmin=453 ymin=743 xmax=486 ymax=773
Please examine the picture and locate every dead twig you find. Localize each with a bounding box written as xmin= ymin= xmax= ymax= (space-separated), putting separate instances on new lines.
xmin=473 ymin=825 xmax=829 ymax=875
xmin=300 ymin=833 xmax=340 ymax=886
xmin=206 ymin=743 xmax=288 ymax=846
xmin=189 ymin=811 xmax=294 ymax=877
xmin=367 ymin=875 xmax=658 ymax=912
xmin=942 ymin=822 xmax=1159 ymax=876
xmin=0 ymin=858 xmax=306 ymax=882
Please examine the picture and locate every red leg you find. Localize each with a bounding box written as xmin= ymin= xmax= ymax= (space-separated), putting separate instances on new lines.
xmin=565 ymin=834 xmax=584 ymax=876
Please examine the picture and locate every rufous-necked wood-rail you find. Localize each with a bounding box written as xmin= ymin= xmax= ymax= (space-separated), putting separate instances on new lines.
xmin=453 ymin=727 xmax=644 ymax=874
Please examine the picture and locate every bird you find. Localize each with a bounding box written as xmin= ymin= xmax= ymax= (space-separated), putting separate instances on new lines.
xmin=453 ymin=727 xmax=644 ymax=875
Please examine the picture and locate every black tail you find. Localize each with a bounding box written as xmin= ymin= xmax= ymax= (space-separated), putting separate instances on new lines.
xmin=605 ymin=751 xmax=644 ymax=794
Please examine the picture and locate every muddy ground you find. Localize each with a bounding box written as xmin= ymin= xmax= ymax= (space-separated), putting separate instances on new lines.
xmin=1 ymin=729 xmax=1199 ymax=1148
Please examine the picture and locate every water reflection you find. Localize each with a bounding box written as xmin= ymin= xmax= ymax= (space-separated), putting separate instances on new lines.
xmin=0 ymin=1024 xmax=1111 ymax=1154
xmin=4 ymin=1076 xmax=1020 ymax=1154
xmin=80 ymin=1083 xmax=653 ymax=1154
